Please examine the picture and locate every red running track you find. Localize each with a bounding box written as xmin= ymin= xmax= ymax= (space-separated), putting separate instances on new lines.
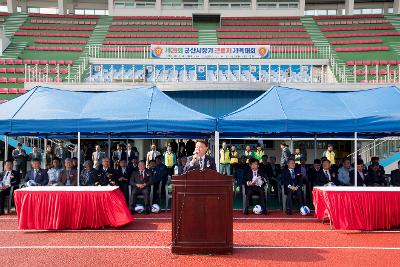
xmin=0 ymin=211 xmax=399 ymax=267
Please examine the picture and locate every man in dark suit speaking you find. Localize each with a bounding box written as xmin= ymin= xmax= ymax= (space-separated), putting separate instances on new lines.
xmin=183 ymin=140 xmax=216 ymax=173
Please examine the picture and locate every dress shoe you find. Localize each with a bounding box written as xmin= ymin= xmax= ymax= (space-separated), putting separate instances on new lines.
xmin=130 ymin=210 xmax=135 ymax=215
xmin=285 ymin=209 xmax=292 ymax=215
xmin=262 ymin=209 xmax=268 ymax=215
xmin=0 ymin=210 xmax=4 ymax=216
xmin=145 ymin=209 xmax=150 ymax=215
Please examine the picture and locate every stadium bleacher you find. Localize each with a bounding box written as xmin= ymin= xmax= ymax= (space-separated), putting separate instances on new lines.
xmin=0 ymin=12 xmax=400 ymax=100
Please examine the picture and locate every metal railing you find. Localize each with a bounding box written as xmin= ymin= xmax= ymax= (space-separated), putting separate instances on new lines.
xmin=87 ymin=44 xmax=331 ymax=60
xmin=347 ymin=137 xmax=400 ymax=164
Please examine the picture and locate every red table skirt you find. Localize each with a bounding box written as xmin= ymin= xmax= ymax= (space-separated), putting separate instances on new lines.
xmin=313 ymin=187 xmax=400 ymax=230
xmin=14 ymin=187 xmax=134 ymax=230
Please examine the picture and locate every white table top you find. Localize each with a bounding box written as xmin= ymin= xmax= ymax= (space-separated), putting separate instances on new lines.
xmin=314 ymin=186 xmax=400 ymax=192
xmin=16 ymin=186 xmax=119 ymax=192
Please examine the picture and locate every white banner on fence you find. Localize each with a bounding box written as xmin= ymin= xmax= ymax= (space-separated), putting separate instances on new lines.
xmin=150 ymin=45 xmax=270 ymax=59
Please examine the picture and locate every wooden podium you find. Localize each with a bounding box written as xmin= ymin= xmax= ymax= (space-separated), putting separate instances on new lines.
xmin=171 ymin=169 xmax=233 ymax=255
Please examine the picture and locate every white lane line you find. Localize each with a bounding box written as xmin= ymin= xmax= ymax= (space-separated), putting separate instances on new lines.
xmin=0 ymin=245 xmax=399 ymax=250
xmin=0 ymin=229 xmax=399 ymax=233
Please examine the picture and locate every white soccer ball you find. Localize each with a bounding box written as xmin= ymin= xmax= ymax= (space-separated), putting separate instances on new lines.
xmin=300 ymin=206 xmax=311 ymax=216
xmin=26 ymin=180 xmax=37 ymax=187
xmin=151 ymin=204 xmax=160 ymax=213
xmin=134 ymin=204 xmax=144 ymax=214
xmin=253 ymin=205 xmax=263 ymax=215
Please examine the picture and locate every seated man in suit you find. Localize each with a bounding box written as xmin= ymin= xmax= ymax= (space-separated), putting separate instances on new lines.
xmin=94 ymin=158 xmax=117 ymax=186
xmin=183 ymin=140 xmax=216 ymax=173
xmin=58 ymin=158 xmax=78 ymax=186
xmin=116 ymin=159 xmax=132 ymax=205
xmin=80 ymin=160 xmax=97 ymax=186
xmin=350 ymin=159 xmax=369 ymax=187
xmin=368 ymin=156 xmax=385 ymax=175
xmin=337 ymin=157 xmax=353 ymax=186
xmin=315 ymin=159 xmax=338 ymax=186
xmin=282 ymin=159 xmax=305 ymax=215
xmin=47 ymin=157 xmax=63 ymax=186
xmin=307 ymin=159 xmax=321 ymax=188
xmin=367 ymin=163 xmax=386 ymax=186
xmin=130 ymin=160 xmax=153 ymax=214
xmin=25 ymin=158 xmax=49 ymax=186
xmin=0 ymin=160 xmax=21 ymax=215
xmin=390 ymin=160 xmax=400 ymax=186
xmin=243 ymin=158 xmax=267 ymax=215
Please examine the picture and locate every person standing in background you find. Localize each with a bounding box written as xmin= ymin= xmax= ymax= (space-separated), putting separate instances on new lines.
xmin=12 ymin=143 xmax=27 ymax=179
xmin=45 ymin=145 xmax=55 ymax=169
xmin=254 ymin=145 xmax=265 ymax=162
xmin=323 ymin=144 xmax=336 ymax=165
xmin=163 ymin=144 xmax=177 ymax=176
xmin=219 ymin=141 xmax=231 ymax=175
xmin=244 ymin=145 xmax=254 ymax=163
xmin=280 ymin=142 xmax=291 ymax=168
xmin=146 ymin=144 xmax=161 ymax=167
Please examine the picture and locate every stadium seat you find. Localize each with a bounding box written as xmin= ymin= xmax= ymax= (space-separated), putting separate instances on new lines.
xmin=0 ymin=88 xmax=8 ymax=94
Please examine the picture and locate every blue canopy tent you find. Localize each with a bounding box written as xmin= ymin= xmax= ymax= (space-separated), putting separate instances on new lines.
xmin=217 ymin=86 xmax=400 ymax=137
xmin=0 ymin=85 xmax=216 ymax=136
xmin=217 ymin=85 xmax=400 ymax=186
xmin=0 ymin=85 xmax=217 ymax=182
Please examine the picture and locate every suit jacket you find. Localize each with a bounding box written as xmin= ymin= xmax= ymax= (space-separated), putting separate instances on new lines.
xmin=280 ymin=147 xmax=291 ymax=167
xmin=116 ymin=166 xmax=132 ymax=186
xmin=243 ymin=168 xmax=267 ymax=188
xmin=0 ymin=170 xmax=21 ymax=187
xmin=94 ymin=168 xmax=117 ymax=186
xmin=112 ymin=150 xmax=127 ymax=163
xmin=367 ymin=170 xmax=386 ymax=186
xmin=183 ymin=155 xmax=216 ymax=173
xmin=315 ymin=169 xmax=338 ymax=186
xmin=126 ymin=150 xmax=136 ymax=162
xmin=151 ymin=164 xmax=168 ymax=184
xmin=282 ymin=168 xmax=303 ymax=194
xmin=349 ymin=170 xmax=369 ymax=187
xmin=391 ymin=169 xmax=400 ymax=186
xmin=12 ymin=148 xmax=27 ymax=164
xmin=25 ymin=168 xmax=49 ymax=185
xmin=80 ymin=168 xmax=97 ymax=186
xmin=146 ymin=150 xmax=161 ymax=164
xmin=307 ymin=167 xmax=321 ymax=186
xmin=92 ymin=151 xmax=106 ymax=168
xmin=130 ymin=169 xmax=153 ymax=189
xmin=58 ymin=169 xmax=78 ymax=186
xmin=259 ymin=162 xmax=273 ymax=179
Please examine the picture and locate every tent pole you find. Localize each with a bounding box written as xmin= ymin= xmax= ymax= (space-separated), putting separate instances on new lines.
xmin=108 ymin=135 xmax=111 ymax=158
xmin=214 ymin=131 xmax=220 ymax=172
xmin=290 ymin=138 xmax=294 ymax=153
xmin=43 ymin=138 xmax=47 ymax=169
xmin=354 ymin=132 xmax=358 ymax=187
xmin=314 ymin=134 xmax=317 ymax=160
xmin=4 ymin=134 xmax=8 ymax=162
xmin=77 ymin=132 xmax=81 ymax=187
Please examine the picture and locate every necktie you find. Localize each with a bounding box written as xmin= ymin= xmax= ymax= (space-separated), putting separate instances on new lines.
xmin=325 ymin=170 xmax=330 ymax=180
xmin=34 ymin=170 xmax=37 ymax=180
xmin=290 ymin=169 xmax=295 ymax=179
xmin=199 ymin=157 xmax=203 ymax=170
xmin=253 ymin=171 xmax=257 ymax=177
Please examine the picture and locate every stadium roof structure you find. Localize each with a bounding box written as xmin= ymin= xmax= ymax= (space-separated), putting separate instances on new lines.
xmin=217 ymin=85 xmax=400 ymax=138
xmin=0 ymin=86 xmax=216 ymax=137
